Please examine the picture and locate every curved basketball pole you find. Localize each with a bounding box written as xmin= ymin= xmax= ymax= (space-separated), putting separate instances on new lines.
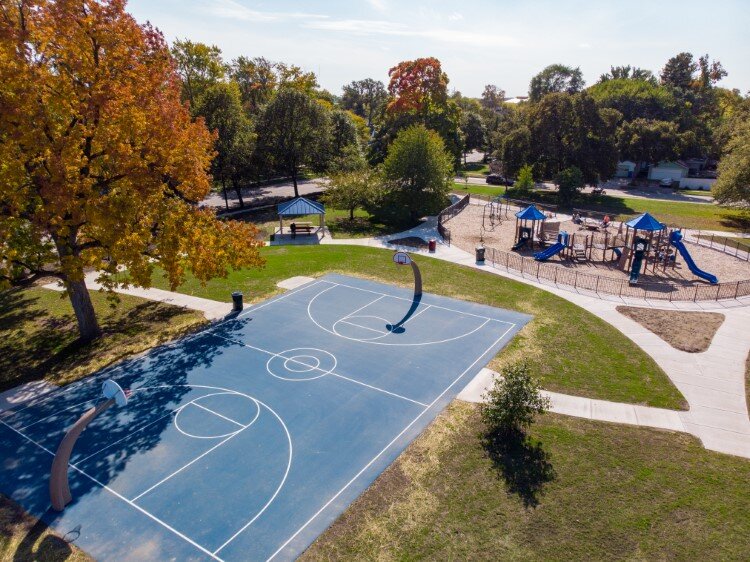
xmin=49 ymin=398 xmax=115 ymax=511
xmin=387 ymin=258 xmax=423 ymax=333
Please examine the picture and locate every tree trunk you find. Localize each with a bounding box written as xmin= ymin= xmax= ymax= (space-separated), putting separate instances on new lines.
xmin=350 ymin=206 xmax=355 ymax=220
xmin=291 ymin=169 xmax=299 ymax=198
xmin=222 ymin=178 xmax=229 ymax=210
xmin=66 ymin=277 xmax=101 ymax=343
xmin=233 ymin=180 xmax=245 ymax=208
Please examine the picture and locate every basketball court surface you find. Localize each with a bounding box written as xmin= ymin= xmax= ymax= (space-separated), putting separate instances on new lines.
xmin=0 ymin=274 xmax=531 ymax=561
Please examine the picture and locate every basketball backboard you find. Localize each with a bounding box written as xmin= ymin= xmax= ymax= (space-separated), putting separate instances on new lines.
xmin=102 ymin=379 xmax=128 ymax=407
xmin=393 ymin=251 xmax=411 ymax=265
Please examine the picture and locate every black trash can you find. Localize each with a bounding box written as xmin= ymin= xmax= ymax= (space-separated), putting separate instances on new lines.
xmin=475 ymin=245 xmax=485 ymax=263
xmin=231 ymin=291 xmax=244 ymax=312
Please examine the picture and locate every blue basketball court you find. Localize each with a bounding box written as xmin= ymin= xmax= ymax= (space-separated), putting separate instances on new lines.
xmin=0 ymin=274 xmax=531 ymax=561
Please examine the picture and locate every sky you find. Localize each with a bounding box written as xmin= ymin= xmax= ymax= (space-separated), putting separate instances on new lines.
xmin=126 ymin=0 xmax=750 ymax=98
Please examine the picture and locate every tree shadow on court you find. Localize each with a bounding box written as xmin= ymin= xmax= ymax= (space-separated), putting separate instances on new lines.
xmin=481 ymin=429 xmax=556 ymax=509
xmin=0 ymin=316 xmax=251 ymax=516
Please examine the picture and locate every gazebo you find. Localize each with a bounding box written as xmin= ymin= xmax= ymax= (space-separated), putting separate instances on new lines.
xmin=621 ymin=212 xmax=666 ymax=273
xmin=514 ymin=204 xmax=547 ymax=250
xmin=277 ymin=197 xmax=325 ymax=238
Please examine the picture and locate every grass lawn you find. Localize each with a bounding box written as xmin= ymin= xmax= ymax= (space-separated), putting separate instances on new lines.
xmin=146 ymin=245 xmax=686 ymax=409
xmin=680 ymin=189 xmax=713 ymax=197
xmin=452 ymin=183 xmax=750 ymax=232
xmin=302 ymin=402 xmax=750 ymax=561
xmin=1 ymin=494 xmax=92 ymax=561
xmin=459 ymin=161 xmax=490 ymax=177
xmin=0 ymin=287 xmax=205 ymax=392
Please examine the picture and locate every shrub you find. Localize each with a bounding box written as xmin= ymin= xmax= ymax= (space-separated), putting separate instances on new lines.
xmin=515 ymin=164 xmax=535 ymax=194
xmin=480 ymin=363 xmax=550 ymax=437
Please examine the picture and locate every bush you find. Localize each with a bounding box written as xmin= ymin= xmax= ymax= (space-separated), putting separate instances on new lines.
xmin=515 ymin=164 xmax=535 ymax=194
xmin=480 ymin=363 xmax=550 ymax=438
xmin=555 ymin=166 xmax=585 ymax=207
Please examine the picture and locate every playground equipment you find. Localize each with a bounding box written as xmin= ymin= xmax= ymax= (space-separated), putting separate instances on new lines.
xmin=534 ymin=231 xmax=569 ymax=261
xmin=512 ymin=227 xmax=532 ymax=251
xmin=482 ymin=198 xmax=504 ymax=230
xmin=619 ymin=213 xmax=672 ymax=275
xmin=628 ymin=237 xmax=649 ymax=284
xmin=669 ymin=231 xmax=718 ymax=284
xmin=513 ymin=205 xmax=546 ymax=251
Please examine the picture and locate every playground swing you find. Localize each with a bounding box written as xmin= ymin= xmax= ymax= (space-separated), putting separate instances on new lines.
xmin=482 ymin=198 xmax=504 ymax=230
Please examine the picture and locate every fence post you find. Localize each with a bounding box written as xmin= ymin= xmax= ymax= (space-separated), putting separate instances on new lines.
xmin=693 ymin=285 xmax=698 ymax=301
xmin=735 ymin=281 xmax=740 ymax=300
xmin=595 ymin=276 xmax=600 ymax=294
xmin=554 ymin=268 xmax=558 ymax=285
xmin=536 ymin=262 xmax=540 ymax=278
xmin=619 ymin=280 xmax=623 ymax=297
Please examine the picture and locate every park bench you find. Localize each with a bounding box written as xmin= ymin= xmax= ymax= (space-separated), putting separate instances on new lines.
xmin=290 ymin=222 xmax=314 ymax=238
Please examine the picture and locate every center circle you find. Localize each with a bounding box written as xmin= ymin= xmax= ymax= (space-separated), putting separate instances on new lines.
xmin=283 ymin=355 xmax=320 ymax=373
xmin=266 ymin=348 xmax=337 ymax=381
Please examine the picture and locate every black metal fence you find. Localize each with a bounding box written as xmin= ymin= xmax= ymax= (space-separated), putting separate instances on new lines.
xmin=437 ymin=194 xmax=470 ymax=246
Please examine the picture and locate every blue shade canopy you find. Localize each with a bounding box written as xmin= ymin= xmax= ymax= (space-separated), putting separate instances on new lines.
xmin=277 ymin=197 xmax=325 ymax=216
xmin=625 ymin=212 xmax=664 ymax=231
xmin=515 ymin=205 xmax=546 ymax=221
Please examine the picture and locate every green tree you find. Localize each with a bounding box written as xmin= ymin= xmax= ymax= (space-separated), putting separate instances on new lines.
xmin=323 ymin=168 xmax=378 ymax=220
xmin=171 ymin=39 xmax=225 ymax=109
xmin=598 ymin=65 xmax=656 ymax=84
xmin=341 ymin=78 xmax=387 ymax=132
xmin=713 ymin=117 xmax=750 ymax=206
xmin=480 ymin=363 xmax=550 ymax=438
xmin=382 ymin=125 xmax=453 ymax=221
xmin=255 ymin=90 xmax=331 ymax=197
xmin=460 ymin=111 xmax=487 ymax=163
xmin=196 ymin=82 xmax=253 ymax=209
xmin=481 ymin=84 xmax=505 ymax=111
xmin=588 ymin=78 xmax=678 ymax=122
xmin=555 ymin=166 xmax=585 ymax=206
xmin=515 ymin=164 xmax=534 ymax=194
xmin=529 ymin=64 xmax=585 ymax=102
xmin=616 ymin=118 xmax=681 ymax=164
xmin=229 ymin=56 xmax=277 ymax=114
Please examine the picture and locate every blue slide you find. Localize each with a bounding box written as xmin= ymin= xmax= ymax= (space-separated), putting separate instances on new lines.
xmin=669 ymin=231 xmax=718 ymax=284
xmin=629 ymin=250 xmax=644 ymax=284
xmin=534 ymin=232 xmax=568 ymax=261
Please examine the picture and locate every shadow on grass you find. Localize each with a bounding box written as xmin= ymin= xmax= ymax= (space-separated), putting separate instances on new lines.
xmin=481 ymin=429 xmax=556 ymax=509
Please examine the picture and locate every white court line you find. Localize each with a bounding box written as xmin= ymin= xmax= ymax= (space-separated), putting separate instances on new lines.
xmin=0 ymin=418 xmax=224 ymax=561
xmin=234 ymin=279 xmax=326 ymax=320
xmin=399 ymin=304 xmax=431 ymax=326
xmin=209 ymin=333 xmax=428 ymax=408
xmin=18 ymin=398 xmax=97 ymax=431
xmin=341 ymin=294 xmax=385 ymax=321
xmin=264 ymin=322 xmax=517 ymax=562
xmin=319 ymin=279 xmax=516 ymax=326
xmin=338 ymin=320 xmax=387 ymax=335
xmin=191 ymin=402 xmax=246 ymax=429
xmin=131 ymin=434 xmax=238 ymax=502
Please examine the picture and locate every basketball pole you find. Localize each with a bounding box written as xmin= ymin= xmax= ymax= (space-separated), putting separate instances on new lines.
xmin=49 ymin=398 xmax=115 ymax=511
xmin=410 ymin=260 xmax=422 ymax=298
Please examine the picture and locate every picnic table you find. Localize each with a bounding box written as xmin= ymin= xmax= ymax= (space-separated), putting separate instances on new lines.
xmin=290 ymin=221 xmax=314 ymax=238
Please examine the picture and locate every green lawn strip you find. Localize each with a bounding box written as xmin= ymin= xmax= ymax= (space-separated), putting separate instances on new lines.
xmin=0 ymin=287 xmax=205 ymax=392
xmin=459 ymin=162 xmax=490 ymax=177
xmin=697 ymin=234 xmax=750 ymax=252
xmin=680 ymin=190 xmax=713 ymax=197
xmin=0 ymin=494 xmax=93 ymax=561
xmin=147 ymin=245 xmax=686 ymax=409
xmin=452 ymin=183 xmax=749 ymax=232
xmin=302 ymin=403 xmax=750 ymax=561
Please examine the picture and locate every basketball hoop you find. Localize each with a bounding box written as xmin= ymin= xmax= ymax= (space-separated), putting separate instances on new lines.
xmin=392 ymin=251 xmax=421 ymax=298
xmin=393 ymin=251 xmax=412 ymax=266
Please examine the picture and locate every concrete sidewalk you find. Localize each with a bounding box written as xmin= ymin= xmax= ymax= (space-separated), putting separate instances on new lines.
xmin=44 ymin=272 xmax=233 ymax=321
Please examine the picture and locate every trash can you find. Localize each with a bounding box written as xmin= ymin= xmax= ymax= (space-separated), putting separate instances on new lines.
xmin=475 ymin=245 xmax=485 ymax=263
xmin=428 ymin=238 xmax=437 ymax=252
xmin=231 ymin=291 xmax=243 ymax=312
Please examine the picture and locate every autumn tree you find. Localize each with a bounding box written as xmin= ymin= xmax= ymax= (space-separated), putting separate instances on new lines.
xmin=0 ymin=0 xmax=264 ymax=342
xmin=713 ymin=115 xmax=750 ymax=206
xmin=382 ymin=125 xmax=453 ymax=221
xmin=529 ymin=64 xmax=585 ymax=102
xmin=254 ymin=89 xmax=331 ymax=197
xmin=481 ymin=84 xmax=506 ymax=111
xmin=171 ymin=38 xmax=226 ymax=109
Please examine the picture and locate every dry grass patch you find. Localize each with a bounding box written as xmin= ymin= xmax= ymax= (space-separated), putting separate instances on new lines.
xmin=0 ymin=494 xmax=92 ymax=561
xmin=616 ymin=306 xmax=724 ymax=353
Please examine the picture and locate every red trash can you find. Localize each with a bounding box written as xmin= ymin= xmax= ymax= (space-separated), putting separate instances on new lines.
xmin=428 ymin=239 xmax=437 ymax=252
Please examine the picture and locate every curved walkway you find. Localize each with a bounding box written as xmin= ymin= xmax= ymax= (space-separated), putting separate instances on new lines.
xmin=323 ymin=219 xmax=750 ymax=459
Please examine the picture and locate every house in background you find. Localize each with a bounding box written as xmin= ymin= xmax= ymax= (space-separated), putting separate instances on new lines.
xmin=647 ymin=161 xmax=689 ymax=183
xmin=614 ymin=160 xmax=638 ymax=178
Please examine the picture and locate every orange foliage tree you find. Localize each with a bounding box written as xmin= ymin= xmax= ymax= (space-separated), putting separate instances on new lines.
xmin=386 ymin=57 xmax=449 ymax=114
xmin=0 ymin=0 xmax=264 ymax=342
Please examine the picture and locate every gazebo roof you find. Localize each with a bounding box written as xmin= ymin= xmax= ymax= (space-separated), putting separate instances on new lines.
xmin=277 ymin=197 xmax=325 ymax=216
xmin=625 ymin=212 xmax=664 ymax=231
xmin=515 ymin=205 xmax=546 ymax=221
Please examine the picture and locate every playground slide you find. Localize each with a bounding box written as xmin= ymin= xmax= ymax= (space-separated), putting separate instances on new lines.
xmin=669 ymin=231 xmax=718 ymax=284
xmin=512 ymin=237 xmax=529 ymax=251
xmin=534 ymin=243 xmax=565 ymax=261
xmin=613 ymin=247 xmax=622 ymax=259
xmin=629 ymin=252 xmax=644 ymax=284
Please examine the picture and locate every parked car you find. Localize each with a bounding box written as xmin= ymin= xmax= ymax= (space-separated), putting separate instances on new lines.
xmin=659 ymin=177 xmax=676 ymax=187
xmin=486 ymin=174 xmax=514 ymax=186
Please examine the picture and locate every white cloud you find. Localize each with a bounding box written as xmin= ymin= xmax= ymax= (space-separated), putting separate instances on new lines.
xmin=578 ymin=42 xmax=592 ymax=49
xmin=201 ymin=0 xmax=328 ymax=22
xmin=448 ymin=12 xmax=463 ymax=21
xmin=304 ymin=18 xmax=518 ymax=48
xmin=366 ymin=0 xmax=388 ymax=12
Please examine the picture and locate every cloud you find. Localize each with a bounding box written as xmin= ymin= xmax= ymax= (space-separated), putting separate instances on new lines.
xmin=366 ymin=0 xmax=388 ymax=12
xmin=578 ymin=42 xmax=592 ymax=49
xmin=304 ymin=18 xmax=518 ymax=48
xmin=201 ymin=0 xmax=328 ymax=23
xmin=448 ymin=12 xmax=464 ymax=21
